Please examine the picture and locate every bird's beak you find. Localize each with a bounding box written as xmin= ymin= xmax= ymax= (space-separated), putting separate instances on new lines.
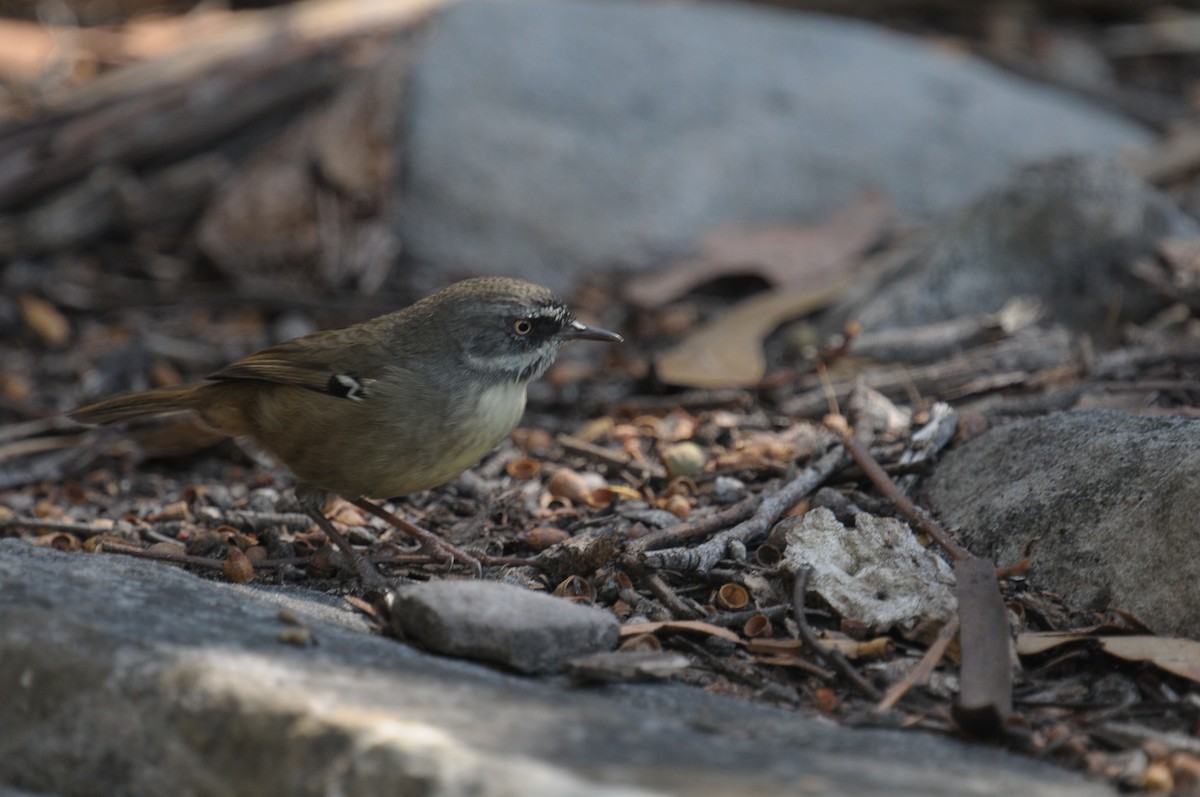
xmin=562 ymin=319 xmax=623 ymax=343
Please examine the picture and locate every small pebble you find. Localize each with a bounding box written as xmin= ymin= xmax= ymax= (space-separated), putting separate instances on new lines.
xmin=713 ymin=476 xmax=747 ymax=504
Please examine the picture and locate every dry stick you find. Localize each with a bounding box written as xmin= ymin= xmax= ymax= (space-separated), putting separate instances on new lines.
xmin=641 ymin=445 xmax=848 ymax=574
xmin=875 ymin=613 xmax=960 ymax=712
xmin=0 ymin=516 xmax=128 ymax=537
xmin=834 ymin=424 xmax=1012 ymax=735
xmin=221 ymin=510 xmax=316 ymax=531
xmin=709 ymin=603 xmax=791 ymax=630
xmin=628 ymin=495 xmax=758 ymax=554
xmin=100 ymin=539 xmax=452 ymax=572
xmin=620 ymin=556 xmax=702 ymax=619
xmin=643 ymin=570 xmax=702 ymax=620
xmin=836 ymin=431 xmax=968 ymax=561
xmin=557 ymin=434 xmax=666 ymax=479
xmin=792 ymin=566 xmax=882 ymax=701
xmin=952 ymin=557 xmax=1014 ymax=735
xmin=98 ymin=539 xmax=227 ymax=569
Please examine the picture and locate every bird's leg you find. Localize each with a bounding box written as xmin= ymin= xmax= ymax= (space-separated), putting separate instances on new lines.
xmin=297 ymin=488 xmax=388 ymax=588
xmin=348 ymin=496 xmax=482 ymax=576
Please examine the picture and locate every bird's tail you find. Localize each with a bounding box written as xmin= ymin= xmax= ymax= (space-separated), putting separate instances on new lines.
xmin=71 ymin=386 xmax=198 ymax=426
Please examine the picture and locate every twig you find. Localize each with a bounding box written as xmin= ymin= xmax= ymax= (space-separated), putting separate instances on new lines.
xmin=627 ymin=495 xmax=757 ymax=553
xmin=557 ymin=434 xmax=666 ymax=479
xmin=645 ymin=571 xmax=702 ymax=619
xmin=623 ymin=559 xmax=702 ymax=619
xmin=220 ymin=510 xmax=316 ymax=531
xmin=640 ymin=445 xmax=847 ymax=573
xmin=792 ymin=566 xmax=882 ymax=701
xmin=707 ymin=603 xmax=792 ymax=630
xmin=0 ymin=516 xmax=130 ymax=538
xmin=97 ymin=539 xmax=226 ymax=569
xmin=952 ymin=557 xmax=1014 ymax=736
xmin=875 ymin=614 xmax=959 ymax=712
xmin=834 ymin=428 xmax=968 ymax=561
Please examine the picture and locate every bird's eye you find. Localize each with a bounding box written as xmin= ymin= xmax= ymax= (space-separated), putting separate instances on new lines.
xmin=513 ymin=319 xmax=533 ymax=335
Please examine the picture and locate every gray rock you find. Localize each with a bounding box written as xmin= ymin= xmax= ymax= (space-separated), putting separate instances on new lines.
xmin=712 ymin=475 xmax=747 ymax=504
xmin=925 ymin=410 xmax=1200 ymax=637
xmin=835 ymin=158 xmax=1199 ymax=332
xmin=0 ymin=540 xmax=1113 ymax=796
xmin=391 ymin=579 xmax=619 ymax=673
xmin=398 ymin=0 xmax=1149 ymax=290
xmin=0 ymin=786 xmax=59 ymax=797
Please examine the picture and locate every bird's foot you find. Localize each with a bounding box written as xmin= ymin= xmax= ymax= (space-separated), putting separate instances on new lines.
xmin=349 ymin=496 xmax=483 ymax=577
xmin=302 ymin=505 xmax=391 ymax=589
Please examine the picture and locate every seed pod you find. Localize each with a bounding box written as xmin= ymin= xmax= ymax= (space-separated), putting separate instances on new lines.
xmin=517 ymin=526 xmax=569 ymax=551
xmin=223 ymin=548 xmax=254 ymax=584
xmin=743 ymin=614 xmax=773 ymax=638
xmin=505 ymin=457 xmax=541 ymax=480
xmin=663 ymin=494 xmax=692 ymax=519
xmin=716 ymin=583 xmax=750 ymax=611
xmin=755 ymin=544 xmax=782 ymax=567
xmin=83 ymin=534 xmax=128 ymax=553
xmin=546 ymin=468 xmax=594 ymax=505
xmin=154 ymin=501 xmax=191 ymax=522
xmin=618 ymin=633 xmax=662 ymax=653
xmin=553 ymin=575 xmax=596 ymax=604
xmin=31 ymin=533 xmax=80 ymax=552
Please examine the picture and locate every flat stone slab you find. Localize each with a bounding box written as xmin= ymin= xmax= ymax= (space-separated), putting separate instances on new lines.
xmin=0 ymin=540 xmax=1113 ymax=796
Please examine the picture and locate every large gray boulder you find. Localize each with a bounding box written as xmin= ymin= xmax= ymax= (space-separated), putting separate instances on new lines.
xmin=926 ymin=410 xmax=1200 ymax=638
xmin=827 ymin=157 xmax=1199 ymax=333
xmin=399 ymin=0 xmax=1150 ymax=290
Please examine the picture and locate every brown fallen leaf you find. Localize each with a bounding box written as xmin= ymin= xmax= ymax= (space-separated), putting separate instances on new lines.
xmin=656 ymin=277 xmax=851 ymax=388
xmin=1015 ymin=631 xmax=1086 ymax=657
xmin=620 ymin=620 xmax=742 ymax=644
xmin=1018 ymin=631 xmax=1200 ymax=685
xmin=626 ymin=191 xmax=892 ymax=308
xmin=1098 ymin=636 xmax=1200 ymax=684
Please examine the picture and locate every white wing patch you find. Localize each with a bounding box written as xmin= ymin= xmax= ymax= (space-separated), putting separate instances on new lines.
xmin=331 ymin=373 xmax=366 ymax=401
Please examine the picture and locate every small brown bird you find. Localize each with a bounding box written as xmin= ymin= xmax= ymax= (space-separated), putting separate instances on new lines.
xmin=72 ymin=277 xmax=622 ymax=583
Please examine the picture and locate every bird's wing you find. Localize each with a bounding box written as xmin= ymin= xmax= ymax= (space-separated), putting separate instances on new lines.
xmin=206 ymin=324 xmax=394 ymax=398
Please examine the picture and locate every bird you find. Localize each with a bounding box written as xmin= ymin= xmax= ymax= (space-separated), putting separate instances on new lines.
xmin=71 ymin=276 xmax=623 ymax=584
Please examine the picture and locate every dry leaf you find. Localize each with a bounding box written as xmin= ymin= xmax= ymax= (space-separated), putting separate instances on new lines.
xmin=1016 ymin=631 xmax=1085 ymax=656
xmin=1099 ymin=636 xmax=1200 ymax=684
xmin=626 ymin=192 xmax=892 ymax=308
xmin=656 ymin=278 xmax=852 ymax=388
xmin=620 ymin=620 xmax=742 ymax=644
xmin=1017 ymin=631 xmax=1200 ymax=684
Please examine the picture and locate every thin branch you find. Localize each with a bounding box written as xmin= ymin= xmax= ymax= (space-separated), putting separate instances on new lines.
xmin=627 ymin=495 xmax=757 ymax=554
xmin=875 ymin=614 xmax=959 ymax=712
xmin=641 ymin=445 xmax=847 ymax=574
xmin=833 ymin=427 xmax=968 ymax=561
xmin=792 ymin=566 xmax=882 ymax=701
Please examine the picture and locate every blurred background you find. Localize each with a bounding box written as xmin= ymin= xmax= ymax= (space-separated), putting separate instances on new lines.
xmin=2 ymin=0 xmax=1199 ymax=418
